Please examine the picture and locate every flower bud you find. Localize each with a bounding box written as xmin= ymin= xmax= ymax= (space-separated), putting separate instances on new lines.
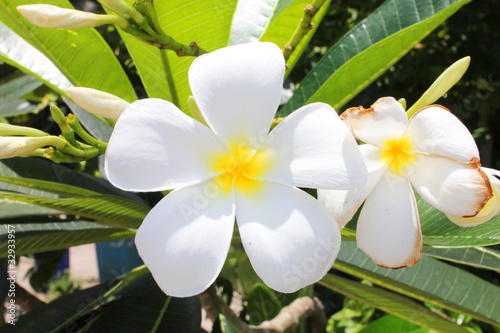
xmin=0 ymin=123 xmax=48 ymax=137
xmin=67 ymin=87 xmax=130 ymax=120
xmin=407 ymin=56 xmax=470 ymax=117
xmin=0 ymin=136 xmax=53 ymax=159
xmin=17 ymin=4 xmax=128 ymax=30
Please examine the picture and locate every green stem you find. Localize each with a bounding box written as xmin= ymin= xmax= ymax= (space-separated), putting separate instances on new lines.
xmin=141 ymin=0 xmax=206 ymax=56
xmin=150 ymin=297 xmax=172 ymax=333
xmin=66 ymin=114 xmax=108 ymax=154
xmin=43 ymin=147 xmax=84 ymax=163
xmin=160 ymin=49 xmax=181 ymax=108
xmin=50 ymin=105 xmax=80 ymax=148
xmin=282 ymin=0 xmax=326 ymax=62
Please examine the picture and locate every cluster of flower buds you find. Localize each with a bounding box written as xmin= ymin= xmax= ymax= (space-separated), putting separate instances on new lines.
xmin=17 ymin=0 xmax=205 ymax=56
xmin=0 ymin=106 xmax=107 ymax=163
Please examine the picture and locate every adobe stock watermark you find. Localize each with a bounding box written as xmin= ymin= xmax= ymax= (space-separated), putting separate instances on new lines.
xmin=6 ymin=224 xmax=17 ymax=325
xmin=281 ymin=234 xmax=339 ymax=291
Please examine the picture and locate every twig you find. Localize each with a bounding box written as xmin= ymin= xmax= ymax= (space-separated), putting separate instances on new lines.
xmin=253 ymin=296 xmax=326 ymax=333
xmin=282 ymin=0 xmax=327 ymax=62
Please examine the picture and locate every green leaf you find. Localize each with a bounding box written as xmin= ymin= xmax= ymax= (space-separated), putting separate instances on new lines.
xmin=418 ymin=193 xmax=500 ymax=248
xmin=0 ymin=21 xmax=71 ymax=95
xmin=261 ymin=0 xmax=332 ymax=75
xmin=423 ymin=246 xmax=500 ymax=272
xmin=0 ymin=192 xmax=149 ymax=228
xmin=229 ymin=0 xmax=279 ymax=45
xmin=0 ymin=219 xmax=135 ymax=257
xmin=246 ymin=283 xmax=282 ymax=325
xmin=0 ymin=0 xmax=136 ymax=102
xmin=0 ymin=157 xmax=145 ymax=203
xmin=0 ymin=281 xmax=117 ymax=333
xmin=279 ymin=0 xmax=472 ymax=117
xmin=272 ymin=0 xmax=296 ymax=20
xmin=87 ymin=280 xmax=201 ymax=332
xmin=335 ymin=241 xmax=500 ymax=327
xmin=0 ymin=175 xmax=99 ymax=197
xmin=320 ymin=273 xmax=468 ymax=333
xmin=0 ymin=99 xmax=38 ymax=117
xmin=115 ymin=0 xmax=238 ymax=114
xmin=360 ymin=314 xmax=429 ymax=333
xmin=0 ymin=74 xmax=42 ymax=102
xmin=156 ymin=0 xmax=237 ymax=111
xmin=0 ymin=22 xmax=113 ymax=139
xmin=343 ymin=191 xmax=500 ymax=248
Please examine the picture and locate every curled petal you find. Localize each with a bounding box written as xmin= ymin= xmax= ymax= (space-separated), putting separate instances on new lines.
xmin=446 ymin=167 xmax=500 ymax=226
xmin=318 ymin=144 xmax=388 ymax=229
xmin=406 ymin=105 xmax=479 ymax=163
xmin=189 ymin=42 xmax=284 ymax=146
xmin=357 ymin=173 xmax=422 ymax=268
xmin=341 ymin=97 xmax=408 ymax=147
xmin=257 ymin=103 xmax=367 ymax=189
xmin=135 ymin=181 xmax=235 ymax=297
xmin=409 ymin=155 xmax=492 ymax=217
xmin=105 ymin=98 xmax=228 ymax=192
xmin=235 ymin=182 xmax=341 ymax=293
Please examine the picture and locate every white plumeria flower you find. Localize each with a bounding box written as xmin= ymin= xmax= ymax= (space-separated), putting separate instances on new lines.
xmin=318 ymin=97 xmax=493 ymax=269
xmin=105 ymin=42 xmax=367 ymax=297
xmin=446 ymin=167 xmax=500 ymax=226
xmin=17 ymin=4 xmax=128 ymax=30
xmin=67 ymin=87 xmax=129 ymax=120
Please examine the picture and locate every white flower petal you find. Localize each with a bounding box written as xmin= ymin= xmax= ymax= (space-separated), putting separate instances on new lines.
xmin=105 ymin=98 xmax=227 ymax=192
xmin=406 ymin=105 xmax=479 ymax=163
xmin=341 ymin=97 xmax=408 ymax=146
xmin=409 ymin=155 xmax=492 ymax=217
xmin=446 ymin=167 xmax=500 ymax=226
xmin=189 ymin=42 xmax=284 ymax=145
xmin=235 ymin=182 xmax=341 ymax=293
xmin=357 ymin=173 xmax=422 ymax=268
xmin=318 ymin=144 xmax=389 ymax=229
xmin=135 ymin=181 xmax=235 ymax=297
xmin=258 ymin=103 xmax=367 ymax=189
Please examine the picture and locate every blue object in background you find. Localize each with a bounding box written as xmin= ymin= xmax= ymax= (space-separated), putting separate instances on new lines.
xmin=96 ymin=239 xmax=144 ymax=281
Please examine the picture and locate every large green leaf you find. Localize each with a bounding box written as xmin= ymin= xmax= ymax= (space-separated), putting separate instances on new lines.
xmin=423 ymin=246 xmax=500 ymax=272
xmin=320 ymin=274 xmax=468 ymax=332
xmin=246 ymin=283 xmax=282 ymax=325
xmin=0 ymin=175 xmax=99 ymax=197
xmin=261 ymin=0 xmax=332 ymax=76
xmin=335 ymin=242 xmax=500 ymax=327
xmin=0 ymin=193 xmax=149 ymax=228
xmin=360 ymin=315 xmax=429 ymax=333
xmin=0 ymin=21 xmax=71 ymax=95
xmin=87 ymin=280 xmax=201 ymax=332
xmin=0 ymin=0 xmax=136 ymax=102
xmin=0 ymin=219 xmax=135 ymax=257
xmin=279 ymin=0 xmax=472 ymax=117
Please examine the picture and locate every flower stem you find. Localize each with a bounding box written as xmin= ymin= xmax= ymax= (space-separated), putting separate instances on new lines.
xmin=160 ymin=49 xmax=181 ymax=109
xmin=139 ymin=0 xmax=206 ymax=56
xmin=282 ymin=0 xmax=327 ymax=62
xmin=50 ymin=104 xmax=80 ymax=148
xmin=66 ymin=114 xmax=108 ymax=154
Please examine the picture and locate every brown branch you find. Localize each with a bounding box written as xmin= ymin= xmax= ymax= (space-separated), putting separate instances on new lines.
xmin=252 ymin=296 xmax=326 ymax=333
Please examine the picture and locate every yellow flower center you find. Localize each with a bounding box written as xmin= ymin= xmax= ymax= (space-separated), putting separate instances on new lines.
xmin=380 ymin=135 xmax=416 ymax=175
xmin=210 ymin=142 xmax=269 ymax=195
